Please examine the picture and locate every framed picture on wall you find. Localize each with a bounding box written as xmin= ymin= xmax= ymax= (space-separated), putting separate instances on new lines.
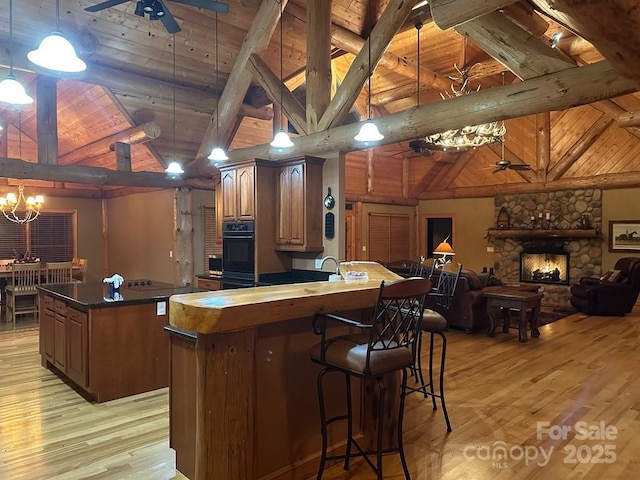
xmin=608 ymin=220 xmax=640 ymax=252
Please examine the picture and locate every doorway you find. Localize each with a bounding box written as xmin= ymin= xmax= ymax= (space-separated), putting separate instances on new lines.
xmin=423 ymin=216 xmax=454 ymax=258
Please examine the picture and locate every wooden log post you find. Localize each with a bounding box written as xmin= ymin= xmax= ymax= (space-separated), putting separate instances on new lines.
xmin=536 ymin=112 xmax=551 ymax=182
xmin=174 ymin=187 xmax=194 ymax=287
xmin=114 ymin=142 xmax=131 ymax=171
xmin=306 ymin=0 xmax=332 ymax=134
xmin=36 ymin=76 xmax=58 ymax=165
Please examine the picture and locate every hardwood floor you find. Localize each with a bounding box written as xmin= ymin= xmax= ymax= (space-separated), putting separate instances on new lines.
xmin=1 ymin=308 xmax=639 ymax=479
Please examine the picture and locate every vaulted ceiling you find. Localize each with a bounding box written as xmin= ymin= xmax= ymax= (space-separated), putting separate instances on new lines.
xmin=0 ymin=0 xmax=639 ymax=197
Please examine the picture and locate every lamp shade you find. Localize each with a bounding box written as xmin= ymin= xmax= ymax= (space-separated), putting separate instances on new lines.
xmin=433 ymin=241 xmax=455 ymax=255
xmin=354 ymin=121 xmax=384 ymax=142
xmin=27 ymin=32 xmax=87 ymax=73
xmin=0 ymin=75 xmax=34 ymax=105
xmin=165 ymin=161 xmax=184 ymax=175
xmin=270 ymin=130 xmax=294 ymax=148
xmin=208 ymin=146 xmax=229 ymax=161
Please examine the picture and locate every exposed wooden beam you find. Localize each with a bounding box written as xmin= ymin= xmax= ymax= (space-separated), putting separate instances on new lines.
xmin=617 ymin=110 xmax=640 ymax=127
xmin=317 ymin=0 xmax=416 ymax=131
xmin=530 ymin=0 xmax=640 ymax=89
xmin=0 ymin=43 xmax=270 ymax=121
xmin=114 ymin=143 xmax=131 ymax=172
xmin=418 ymin=170 xmax=640 ymax=199
xmin=438 ymin=150 xmax=478 ymax=189
xmin=429 ymin=0 xmax=519 ymax=30
xmin=60 ymin=122 xmax=161 ymax=166
xmin=345 ymin=194 xmax=418 ymax=206
xmin=0 ymin=157 xmax=216 ymax=190
xmin=455 ymin=10 xmax=575 ymax=80
xmin=36 ymin=76 xmax=58 ymax=165
xmin=194 ymin=0 xmax=286 ymax=163
xmin=247 ymin=54 xmax=308 ymax=135
xmin=502 ymin=2 xmax=549 ymax=37
xmin=548 ymin=116 xmax=615 ymax=181
xmin=204 ymin=62 xmax=634 ymax=172
xmin=305 ymin=0 xmax=332 ymax=133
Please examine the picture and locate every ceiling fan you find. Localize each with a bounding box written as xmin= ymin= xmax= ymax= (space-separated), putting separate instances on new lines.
xmin=391 ymin=139 xmax=433 ymax=157
xmin=85 ymin=0 xmax=229 ymax=34
xmin=493 ymin=159 xmax=532 ymax=173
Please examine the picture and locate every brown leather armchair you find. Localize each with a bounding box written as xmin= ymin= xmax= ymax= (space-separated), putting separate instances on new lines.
xmin=570 ymin=257 xmax=640 ymax=316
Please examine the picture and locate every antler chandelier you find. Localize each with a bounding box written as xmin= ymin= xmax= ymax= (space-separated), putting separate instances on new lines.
xmin=424 ymin=65 xmax=506 ymax=151
xmin=0 ymin=183 xmax=44 ymax=224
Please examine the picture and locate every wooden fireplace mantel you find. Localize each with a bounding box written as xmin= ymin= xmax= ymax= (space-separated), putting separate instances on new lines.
xmin=487 ymin=228 xmax=598 ymax=239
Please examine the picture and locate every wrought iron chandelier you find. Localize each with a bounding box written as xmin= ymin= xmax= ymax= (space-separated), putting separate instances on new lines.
xmin=424 ymin=65 xmax=506 ymax=152
xmin=0 ymin=183 xmax=44 ymax=224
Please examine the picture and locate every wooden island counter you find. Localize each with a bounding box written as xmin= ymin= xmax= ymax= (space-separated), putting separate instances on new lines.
xmin=168 ymin=262 xmax=401 ymax=480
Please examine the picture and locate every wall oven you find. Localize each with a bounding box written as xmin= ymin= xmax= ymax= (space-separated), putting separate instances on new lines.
xmin=222 ymin=220 xmax=255 ymax=289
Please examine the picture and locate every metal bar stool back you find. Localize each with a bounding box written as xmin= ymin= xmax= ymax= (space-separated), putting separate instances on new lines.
xmin=311 ymin=277 xmax=431 ymax=480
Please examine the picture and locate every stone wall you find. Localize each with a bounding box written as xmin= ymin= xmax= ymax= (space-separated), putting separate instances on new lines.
xmin=490 ymin=190 xmax=602 ymax=308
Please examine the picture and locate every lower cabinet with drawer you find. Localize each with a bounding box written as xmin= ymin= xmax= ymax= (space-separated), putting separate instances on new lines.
xmin=197 ymin=277 xmax=221 ymax=290
xmin=38 ymin=291 xmax=170 ymax=403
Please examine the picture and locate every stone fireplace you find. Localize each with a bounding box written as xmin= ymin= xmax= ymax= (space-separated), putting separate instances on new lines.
xmin=489 ymin=190 xmax=603 ymax=308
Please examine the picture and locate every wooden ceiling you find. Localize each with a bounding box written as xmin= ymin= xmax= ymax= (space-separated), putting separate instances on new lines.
xmin=0 ymin=0 xmax=639 ymax=197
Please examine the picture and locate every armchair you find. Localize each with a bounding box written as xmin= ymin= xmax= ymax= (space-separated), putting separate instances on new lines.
xmin=570 ymin=257 xmax=640 ymax=315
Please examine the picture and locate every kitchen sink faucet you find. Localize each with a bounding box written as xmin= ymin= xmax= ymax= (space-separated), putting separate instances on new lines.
xmin=319 ymin=255 xmax=340 ymax=275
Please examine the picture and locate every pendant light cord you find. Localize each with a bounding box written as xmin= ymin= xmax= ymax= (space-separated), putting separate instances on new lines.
xmin=367 ymin=12 xmax=371 ymax=121
xmin=56 ymin=0 xmax=60 ymax=31
xmin=279 ymin=0 xmax=284 ymax=129
xmin=172 ymin=34 xmax=176 ymax=159
xmin=215 ymin=11 xmax=220 ymax=143
xmin=8 ymin=0 xmax=14 ymax=74
xmin=19 ymin=111 xmax=22 ymax=159
xmin=416 ymin=21 xmax=422 ymax=108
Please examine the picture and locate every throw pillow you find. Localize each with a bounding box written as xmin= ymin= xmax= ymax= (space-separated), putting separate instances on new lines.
xmin=607 ymin=270 xmax=622 ymax=282
xmin=600 ymin=270 xmax=614 ymax=281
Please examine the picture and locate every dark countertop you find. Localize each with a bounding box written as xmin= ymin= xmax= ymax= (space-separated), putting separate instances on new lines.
xmin=37 ymin=279 xmax=204 ymax=310
xmin=256 ymin=269 xmax=330 ymax=286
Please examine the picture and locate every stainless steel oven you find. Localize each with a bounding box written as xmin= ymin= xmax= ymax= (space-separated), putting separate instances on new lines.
xmin=222 ymin=221 xmax=255 ymax=289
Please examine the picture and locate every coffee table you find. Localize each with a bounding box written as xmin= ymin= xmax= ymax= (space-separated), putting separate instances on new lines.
xmin=485 ymin=290 xmax=544 ymax=342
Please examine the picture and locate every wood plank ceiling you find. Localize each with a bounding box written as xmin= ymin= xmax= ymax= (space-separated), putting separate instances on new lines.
xmin=0 ymin=0 xmax=639 ymax=197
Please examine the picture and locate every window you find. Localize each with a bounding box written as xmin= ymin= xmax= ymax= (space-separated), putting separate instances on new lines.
xmin=0 ymin=212 xmax=75 ymax=261
xmin=368 ymin=213 xmax=410 ymax=263
xmin=202 ymin=204 xmax=217 ymax=270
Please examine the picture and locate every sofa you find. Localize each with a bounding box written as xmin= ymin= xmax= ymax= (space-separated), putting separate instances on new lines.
xmin=570 ymin=257 xmax=640 ymax=316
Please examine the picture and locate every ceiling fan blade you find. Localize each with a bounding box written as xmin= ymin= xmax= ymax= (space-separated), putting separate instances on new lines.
xmin=170 ymin=0 xmax=229 ymax=13
xmin=492 ymin=168 xmax=503 ymax=173
xmin=509 ymin=164 xmax=532 ymax=170
xmin=84 ymin=0 xmax=130 ymax=12
xmin=160 ymin=4 xmax=182 ymax=33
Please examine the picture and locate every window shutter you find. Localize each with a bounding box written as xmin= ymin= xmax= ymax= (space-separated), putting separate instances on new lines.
xmin=29 ymin=213 xmax=75 ymax=262
xmin=202 ymin=205 xmax=217 ymax=270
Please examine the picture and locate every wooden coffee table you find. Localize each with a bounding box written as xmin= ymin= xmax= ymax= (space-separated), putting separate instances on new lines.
xmin=485 ymin=290 xmax=544 ymax=342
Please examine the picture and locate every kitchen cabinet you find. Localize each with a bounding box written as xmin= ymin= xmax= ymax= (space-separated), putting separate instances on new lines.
xmin=275 ymin=157 xmax=324 ymax=252
xmin=67 ymin=307 xmax=88 ymax=388
xmin=40 ymin=295 xmax=55 ymax=364
xmin=221 ymin=164 xmax=254 ymax=221
xmin=197 ymin=277 xmax=221 ymax=290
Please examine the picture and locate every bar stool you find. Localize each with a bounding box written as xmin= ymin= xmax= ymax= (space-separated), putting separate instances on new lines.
xmin=407 ymin=262 xmax=462 ymax=432
xmin=310 ymin=277 xmax=431 ymax=480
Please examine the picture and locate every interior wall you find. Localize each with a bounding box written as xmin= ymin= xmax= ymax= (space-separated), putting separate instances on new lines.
xmin=106 ymin=189 xmax=176 ymax=284
xmin=602 ymin=187 xmax=640 ymax=268
xmin=418 ymin=197 xmax=495 ymax=273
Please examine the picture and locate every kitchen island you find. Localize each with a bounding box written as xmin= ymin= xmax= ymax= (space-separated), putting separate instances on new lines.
xmin=168 ymin=262 xmax=402 ymax=480
xmin=38 ymin=280 xmax=201 ymax=403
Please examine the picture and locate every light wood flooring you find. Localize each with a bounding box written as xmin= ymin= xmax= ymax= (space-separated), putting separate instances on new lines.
xmin=1 ymin=308 xmax=639 ymax=480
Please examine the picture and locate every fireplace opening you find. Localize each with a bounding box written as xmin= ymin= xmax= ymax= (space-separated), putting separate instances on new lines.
xmin=520 ymin=249 xmax=570 ymax=285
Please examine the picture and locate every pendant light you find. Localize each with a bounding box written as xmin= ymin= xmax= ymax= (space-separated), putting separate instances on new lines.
xmin=28 ymin=0 xmax=86 ymax=73
xmin=165 ymin=34 xmax=184 ymax=176
xmin=354 ymin=6 xmax=383 ymax=143
xmin=208 ymin=11 xmax=229 ymax=162
xmin=0 ymin=0 xmax=33 ymax=106
xmin=270 ymin=0 xmax=293 ymax=149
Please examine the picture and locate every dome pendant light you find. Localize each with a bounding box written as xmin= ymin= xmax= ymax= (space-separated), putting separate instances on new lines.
xmin=28 ymin=0 xmax=86 ymax=73
xmin=270 ymin=0 xmax=293 ymax=149
xmin=0 ymin=0 xmax=33 ymax=106
xmin=208 ymin=11 xmax=229 ymax=163
xmin=354 ymin=7 xmax=383 ymax=144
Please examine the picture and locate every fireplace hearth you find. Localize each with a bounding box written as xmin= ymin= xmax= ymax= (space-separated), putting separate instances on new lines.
xmin=520 ymin=250 xmax=570 ymax=285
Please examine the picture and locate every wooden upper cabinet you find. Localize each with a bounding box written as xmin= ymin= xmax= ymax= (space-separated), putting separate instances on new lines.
xmin=220 ymin=165 xmax=255 ymax=221
xmin=275 ymin=157 xmax=324 ymax=252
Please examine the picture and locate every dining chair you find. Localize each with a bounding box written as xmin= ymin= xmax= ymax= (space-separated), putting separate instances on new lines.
xmin=6 ymin=263 xmax=41 ymax=328
xmin=46 ymin=261 xmax=74 ymax=284
xmin=72 ymin=258 xmax=88 ymax=283
xmin=311 ymin=277 xmax=432 ymax=480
